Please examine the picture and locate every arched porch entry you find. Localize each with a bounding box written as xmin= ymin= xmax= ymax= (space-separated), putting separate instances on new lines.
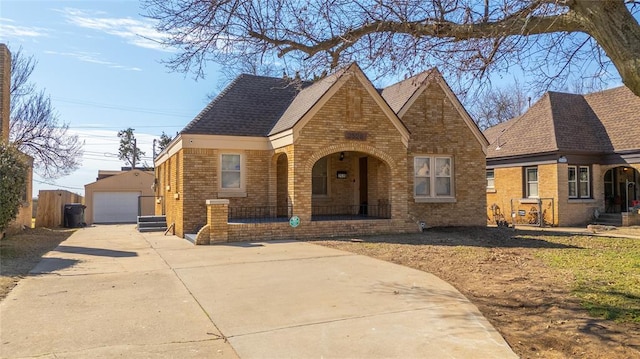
xmin=604 ymin=166 xmax=639 ymax=213
xmin=275 ymin=152 xmax=291 ymax=218
xmin=309 ymin=150 xmax=392 ymax=220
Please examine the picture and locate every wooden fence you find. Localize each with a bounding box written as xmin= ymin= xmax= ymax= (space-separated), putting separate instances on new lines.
xmin=35 ymin=190 xmax=84 ymax=228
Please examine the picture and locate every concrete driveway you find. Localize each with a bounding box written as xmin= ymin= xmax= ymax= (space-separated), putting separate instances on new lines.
xmin=1 ymin=225 xmax=517 ymax=358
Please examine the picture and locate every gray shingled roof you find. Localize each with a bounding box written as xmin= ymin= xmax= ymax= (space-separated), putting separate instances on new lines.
xmin=182 ymin=74 xmax=309 ymax=136
xmin=482 ymin=119 xmax=515 ymax=146
xmin=181 ymin=66 xmax=441 ymax=138
xmin=584 ymin=86 xmax=640 ymax=152
xmin=380 ymin=70 xmax=434 ymax=113
xmin=484 ymin=86 xmax=639 ymax=159
xmin=269 ymin=68 xmax=347 ymax=135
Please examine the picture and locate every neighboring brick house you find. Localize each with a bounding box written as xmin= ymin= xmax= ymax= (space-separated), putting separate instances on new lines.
xmin=484 ymin=87 xmax=640 ymax=227
xmin=154 ymin=63 xmax=488 ymax=242
xmin=1 ymin=43 xmax=33 ymax=235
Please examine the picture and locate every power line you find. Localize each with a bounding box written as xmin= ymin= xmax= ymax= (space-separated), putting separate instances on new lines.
xmin=70 ymin=125 xmax=184 ymax=129
xmin=52 ymin=97 xmax=196 ymax=118
xmin=34 ymin=178 xmax=83 ymax=190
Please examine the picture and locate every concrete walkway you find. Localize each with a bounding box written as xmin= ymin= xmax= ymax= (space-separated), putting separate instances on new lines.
xmin=1 ymin=225 xmax=517 ymax=358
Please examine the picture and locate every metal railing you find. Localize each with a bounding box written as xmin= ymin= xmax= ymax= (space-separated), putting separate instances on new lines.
xmin=312 ymin=204 xmax=391 ymax=221
xmin=228 ymin=206 xmax=292 ymax=223
xmin=138 ymin=195 xmax=162 ymax=216
xmin=510 ymin=198 xmax=555 ymax=227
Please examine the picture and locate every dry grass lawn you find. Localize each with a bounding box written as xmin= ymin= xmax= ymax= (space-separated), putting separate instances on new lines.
xmin=0 ymin=228 xmax=74 ymax=300
xmin=312 ymin=226 xmax=640 ymax=359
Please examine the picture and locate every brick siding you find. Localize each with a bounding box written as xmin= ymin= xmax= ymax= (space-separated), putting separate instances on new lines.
xmin=160 ymin=73 xmax=487 ymax=240
xmin=403 ymin=83 xmax=487 ymax=227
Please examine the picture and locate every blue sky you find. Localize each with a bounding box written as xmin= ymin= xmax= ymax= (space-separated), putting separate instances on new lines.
xmin=1 ymin=0 xmax=220 ymax=195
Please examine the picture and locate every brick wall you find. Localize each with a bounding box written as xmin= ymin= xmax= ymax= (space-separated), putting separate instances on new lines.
xmin=160 ymin=151 xmax=184 ymax=236
xmin=487 ymin=162 xmax=616 ymax=227
xmin=291 ymin=76 xmax=408 ymax=222
xmin=486 ymin=164 xmax=560 ymax=226
xmin=226 ymin=218 xmax=416 ymax=242
xmin=403 ymin=82 xmax=486 ymax=227
xmin=557 ymin=163 xmax=603 ymax=226
xmin=182 ymin=148 xmax=215 ymax=235
xmin=486 ymin=167 xmax=521 ymax=224
xmin=168 ymin=72 xmax=487 ymax=239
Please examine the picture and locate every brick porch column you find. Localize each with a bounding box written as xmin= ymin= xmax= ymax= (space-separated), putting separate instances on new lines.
xmin=206 ymin=199 xmax=229 ymax=243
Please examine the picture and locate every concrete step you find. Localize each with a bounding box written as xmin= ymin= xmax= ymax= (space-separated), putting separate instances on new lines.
xmin=138 ymin=226 xmax=168 ymax=233
xmin=593 ymin=213 xmax=622 ymax=226
xmin=137 ymin=215 xmax=167 ymax=233
xmin=138 ymin=215 xmax=167 ymax=223
xmin=137 ymin=221 xmax=168 ymax=228
xmin=184 ymin=234 xmax=197 ymax=244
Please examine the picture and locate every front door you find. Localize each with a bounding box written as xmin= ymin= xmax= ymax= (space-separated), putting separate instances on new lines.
xmin=604 ymin=167 xmax=639 ymax=212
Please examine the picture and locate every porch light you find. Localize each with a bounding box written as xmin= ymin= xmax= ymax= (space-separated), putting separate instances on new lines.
xmin=339 ymin=152 xmax=345 ymax=161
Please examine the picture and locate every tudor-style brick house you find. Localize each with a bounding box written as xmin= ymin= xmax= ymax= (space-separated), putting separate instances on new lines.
xmin=484 ymin=86 xmax=640 ymax=227
xmin=154 ymin=63 xmax=488 ymax=242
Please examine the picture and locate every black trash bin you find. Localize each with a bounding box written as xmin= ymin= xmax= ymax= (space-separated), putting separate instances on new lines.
xmin=64 ymin=203 xmax=85 ymax=228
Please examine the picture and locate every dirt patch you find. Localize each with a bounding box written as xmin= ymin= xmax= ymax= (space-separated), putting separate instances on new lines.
xmin=1 ymin=228 xmax=74 ymax=300
xmin=312 ymin=227 xmax=640 ymax=359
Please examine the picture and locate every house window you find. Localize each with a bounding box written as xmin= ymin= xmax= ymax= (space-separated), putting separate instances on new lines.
xmin=525 ymin=167 xmax=538 ymax=198
xmin=414 ymin=156 xmax=453 ymax=198
xmin=221 ymin=154 xmax=241 ymax=189
xmin=569 ymin=165 xmax=591 ymax=198
xmin=312 ymin=157 xmax=328 ymax=195
xmin=486 ymin=169 xmax=495 ymax=190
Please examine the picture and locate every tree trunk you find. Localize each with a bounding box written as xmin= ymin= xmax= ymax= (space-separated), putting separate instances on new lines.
xmin=573 ymin=0 xmax=640 ymax=96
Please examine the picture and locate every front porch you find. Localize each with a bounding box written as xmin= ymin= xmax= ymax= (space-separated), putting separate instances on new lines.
xmin=191 ymin=200 xmax=415 ymax=244
xmin=227 ymin=204 xmax=392 ymax=223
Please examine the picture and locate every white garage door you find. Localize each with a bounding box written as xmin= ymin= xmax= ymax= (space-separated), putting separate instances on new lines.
xmin=93 ymin=192 xmax=141 ymax=223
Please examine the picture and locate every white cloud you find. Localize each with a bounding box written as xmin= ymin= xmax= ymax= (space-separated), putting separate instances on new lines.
xmin=56 ymin=7 xmax=174 ymax=53
xmin=0 ymin=17 xmax=50 ymax=38
xmin=44 ymin=50 xmax=142 ymax=71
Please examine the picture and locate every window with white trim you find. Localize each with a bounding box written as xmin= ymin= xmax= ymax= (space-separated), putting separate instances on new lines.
xmin=414 ymin=156 xmax=453 ymax=198
xmin=312 ymin=157 xmax=328 ymax=196
xmin=568 ymin=165 xmax=590 ymax=198
xmin=221 ymin=154 xmax=241 ymax=189
xmin=525 ymin=167 xmax=538 ymax=198
xmin=486 ymin=169 xmax=495 ymax=190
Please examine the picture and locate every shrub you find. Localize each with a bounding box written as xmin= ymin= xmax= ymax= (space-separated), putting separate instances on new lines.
xmin=0 ymin=143 xmax=28 ymax=233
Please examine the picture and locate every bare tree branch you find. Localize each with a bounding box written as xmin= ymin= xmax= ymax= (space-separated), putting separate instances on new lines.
xmin=143 ymin=0 xmax=640 ymax=97
xmin=8 ymin=47 xmax=83 ymax=179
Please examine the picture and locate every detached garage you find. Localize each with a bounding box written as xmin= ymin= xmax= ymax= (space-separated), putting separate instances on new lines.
xmin=85 ymin=169 xmax=155 ymax=224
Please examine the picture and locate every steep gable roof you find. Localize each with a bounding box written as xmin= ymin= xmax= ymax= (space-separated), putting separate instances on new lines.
xmin=179 ymin=64 xmax=481 ymax=149
xmin=269 ymin=63 xmax=410 ymax=144
xmin=484 ymin=87 xmax=638 ymax=159
xmin=269 ymin=67 xmax=347 ymax=135
xmin=381 ymin=68 xmax=488 ymax=150
xmin=380 ymin=70 xmax=435 ymax=114
xmin=182 ymin=74 xmax=309 ymax=137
